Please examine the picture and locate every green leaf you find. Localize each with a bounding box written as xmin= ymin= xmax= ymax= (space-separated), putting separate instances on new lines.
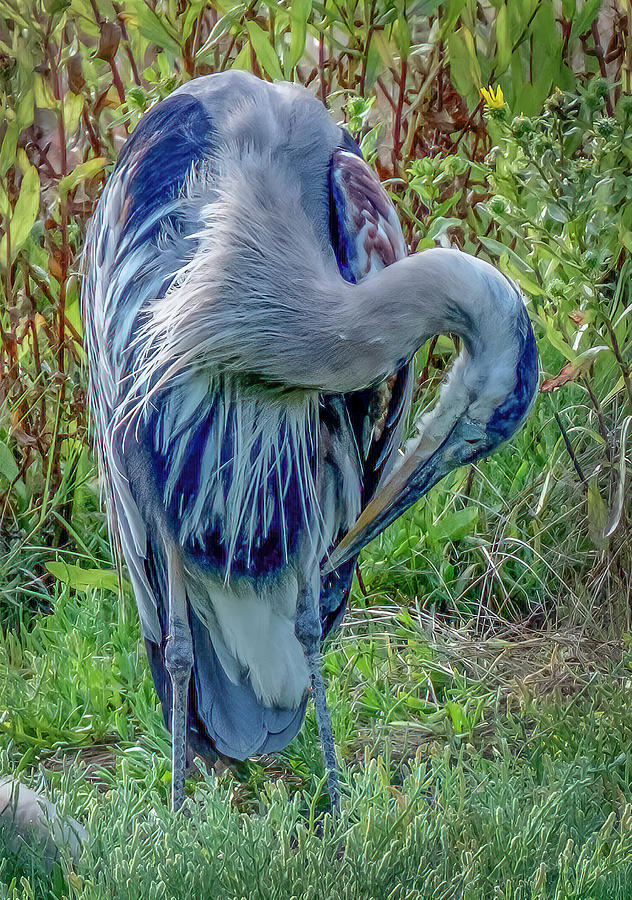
xmin=64 ymin=90 xmax=84 ymax=133
xmin=495 ymin=3 xmax=511 ymax=74
xmin=0 ymin=182 xmax=9 ymax=219
xmin=121 ymin=0 xmax=182 ymax=57
xmin=231 ymin=42 xmax=251 ymax=71
xmin=16 ymin=90 xmax=34 ymax=132
xmin=570 ymin=0 xmax=603 ymax=41
xmin=2 ymin=163 xmax=40 ymax=260
xmin=445 ymin=700 xmax=466 ymax=734
xmin=364 ymin=34 xmax=382 ymax=91
xmin=0 ymin=122 xmax=18 ymax=177
xmin=445 ymin=0 xmax=468 ymax=27
xmin=393 ymin=14 xmax=410 ymax=59
xmin=428 ymin=508 xmax=479 ymax=544
xmin=447 ymin=27 xmax=481 ymax=107
xmin=545 ymin=202 xmax=567 ymax=223
xmin=504 ymin=258 xmax=543 ymax=297
xmin=359 ymin=124 xmax=382 ymax=161
xmin=181 ymin=0 xmax=206 ymax=42
xmin=540 ymin=319 xmax=579 ymax=362
xmin=285 ymin=0 xmax=312 ymax=74
xmin=46 ymin=561 xmax=128 ymax=595
xmin=195 ymin=6 xmax=244 ymax=60
xmin=426 ymin=216 xmax=462 ymax=240
xmin=602 ymin=375 xmax=625 ymax=405
xmin=0 ymin=439 xmax=19 ymax=483
xmin=587 ymin=478 xmax=608 ymax=550
xmin=416 ymin=0 xmax=441 ymax=14
xmin=49 ymin=0 xmax=71 ymax=14
xmin=247 ymin=21 xmax=283 ymax=81
xmin=603 ymin=416 xmax=631 ymax=539
xmin=370 ymin=30 xmax=395 ymax=70
xmin=478 ymin=236 xmax=536 ymax=277
xmin=58 ymin=156 xmax=108 ymax=197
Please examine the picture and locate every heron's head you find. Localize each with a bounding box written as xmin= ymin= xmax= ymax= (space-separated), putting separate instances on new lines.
xmin=325 ymin=255 xmax=539 ymax=571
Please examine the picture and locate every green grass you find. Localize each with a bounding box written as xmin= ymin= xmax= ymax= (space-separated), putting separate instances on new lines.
xmin=2 ymin=575 xmax=632 ymax=899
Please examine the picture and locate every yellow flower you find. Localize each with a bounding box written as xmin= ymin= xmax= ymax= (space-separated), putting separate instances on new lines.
xmin=480 ymin=84 xmax=505 ymax=110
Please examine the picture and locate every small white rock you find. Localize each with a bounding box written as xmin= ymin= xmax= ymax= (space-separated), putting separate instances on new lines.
xmin=0 ymin=777 xmax=87 ymax=871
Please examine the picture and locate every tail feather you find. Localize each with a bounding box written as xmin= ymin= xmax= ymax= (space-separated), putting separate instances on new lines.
xmin=145 ymin=618 xmax=307 ymax=762
xmin=143 ymin=542 xmax=307 ymax=761
xmin=188 ymin=605 xmax=307 ymax=759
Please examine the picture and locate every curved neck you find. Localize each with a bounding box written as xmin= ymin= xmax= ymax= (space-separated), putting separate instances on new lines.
xmin=322 ymin=248 xmax=522 ymax=395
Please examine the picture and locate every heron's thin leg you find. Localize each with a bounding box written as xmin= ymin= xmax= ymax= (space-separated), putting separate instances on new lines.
xmin=164 ymin=543 xmax=193 ymax=812
xmin=306 ymin=645 xmax=340 ymax=810
xmin=296 ymin=584 xmax=340 ymax=811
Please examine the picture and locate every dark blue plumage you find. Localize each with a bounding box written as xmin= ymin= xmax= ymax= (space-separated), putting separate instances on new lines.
xmin=486 ymin=306 xmax=539 ymax=443
xmin=117 ymin=93 xmax=212 ymax=245
xmin=147 ymin=393 xmax=317 ymax=574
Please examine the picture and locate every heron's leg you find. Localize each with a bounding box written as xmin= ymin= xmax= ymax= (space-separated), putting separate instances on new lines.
xmin=296 ymin=583 xmax=340 ymax=811
xmin=164 ymin=543 xmax=192 ymax=812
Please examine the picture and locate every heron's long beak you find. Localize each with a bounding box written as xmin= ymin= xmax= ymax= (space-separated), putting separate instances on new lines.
xmin=322 ymin=418 xmax=473 ymax=574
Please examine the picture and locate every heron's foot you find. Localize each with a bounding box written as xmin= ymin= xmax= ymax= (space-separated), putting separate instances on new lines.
xmin=164 ymin=544 xmax=193 ymax=813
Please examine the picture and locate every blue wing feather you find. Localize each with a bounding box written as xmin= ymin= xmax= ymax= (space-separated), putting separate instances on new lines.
xmin=117 ymin=93 xmax=212 ymax=246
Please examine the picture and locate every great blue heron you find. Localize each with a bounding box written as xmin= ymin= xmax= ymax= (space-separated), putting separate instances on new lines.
xmin=82 ymin=71 xmax=538 ymax=812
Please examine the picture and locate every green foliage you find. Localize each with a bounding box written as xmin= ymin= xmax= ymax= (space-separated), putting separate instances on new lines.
xmin=363 ymin=74 xmax=632 ymax=624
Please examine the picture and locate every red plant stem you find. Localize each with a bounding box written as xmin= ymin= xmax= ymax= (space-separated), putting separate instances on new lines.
xmin=190 ymin=11 xmax=204 ymax=76
xmin=113 ymin=2 xmax=142 ymax=85
xmin=393 ymin=57 xmax=408 ymax=167
xmin=376 ymin=76 xmax=397 ymax=112
xmin=220 ymin=0 xmax=256 ymax=71
xmin=109 ymin=59 xmax=126 ymax=105
xmin=446 ymin=98 xmax=484 ymax=152
xmin=360 ymin=0 xmax=377 ymax=96
xmin=318 ymin=32 xmax=326 ymax=103
xmin=590 ymin=20 xmax=614 ymax=116
xmin=413 ymin=334 xmax=439 ymax=401
xmin=355 ymin=563 xmax=369 ymax=597
xmin=28 ymin=317 xmax=47 ymax=433
xmin=582 ymin=376 xmax=611 ymax=461
xmin=53 ymin=39 xmax=69 ymax=498
xmin=89 ymin=0 xmax=102 ymax=24
xmin=220 ymin=33 xmax=237 ymax=70
xmin=249 ymin=42 xmax=262 ymax=79
xmin=56 ymin=111 xmax=67 ymax=375
xmin=81 ymin=107 xmax=103 ymax=158
xmin=553 ymin=408 xmax=587 ymax=488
